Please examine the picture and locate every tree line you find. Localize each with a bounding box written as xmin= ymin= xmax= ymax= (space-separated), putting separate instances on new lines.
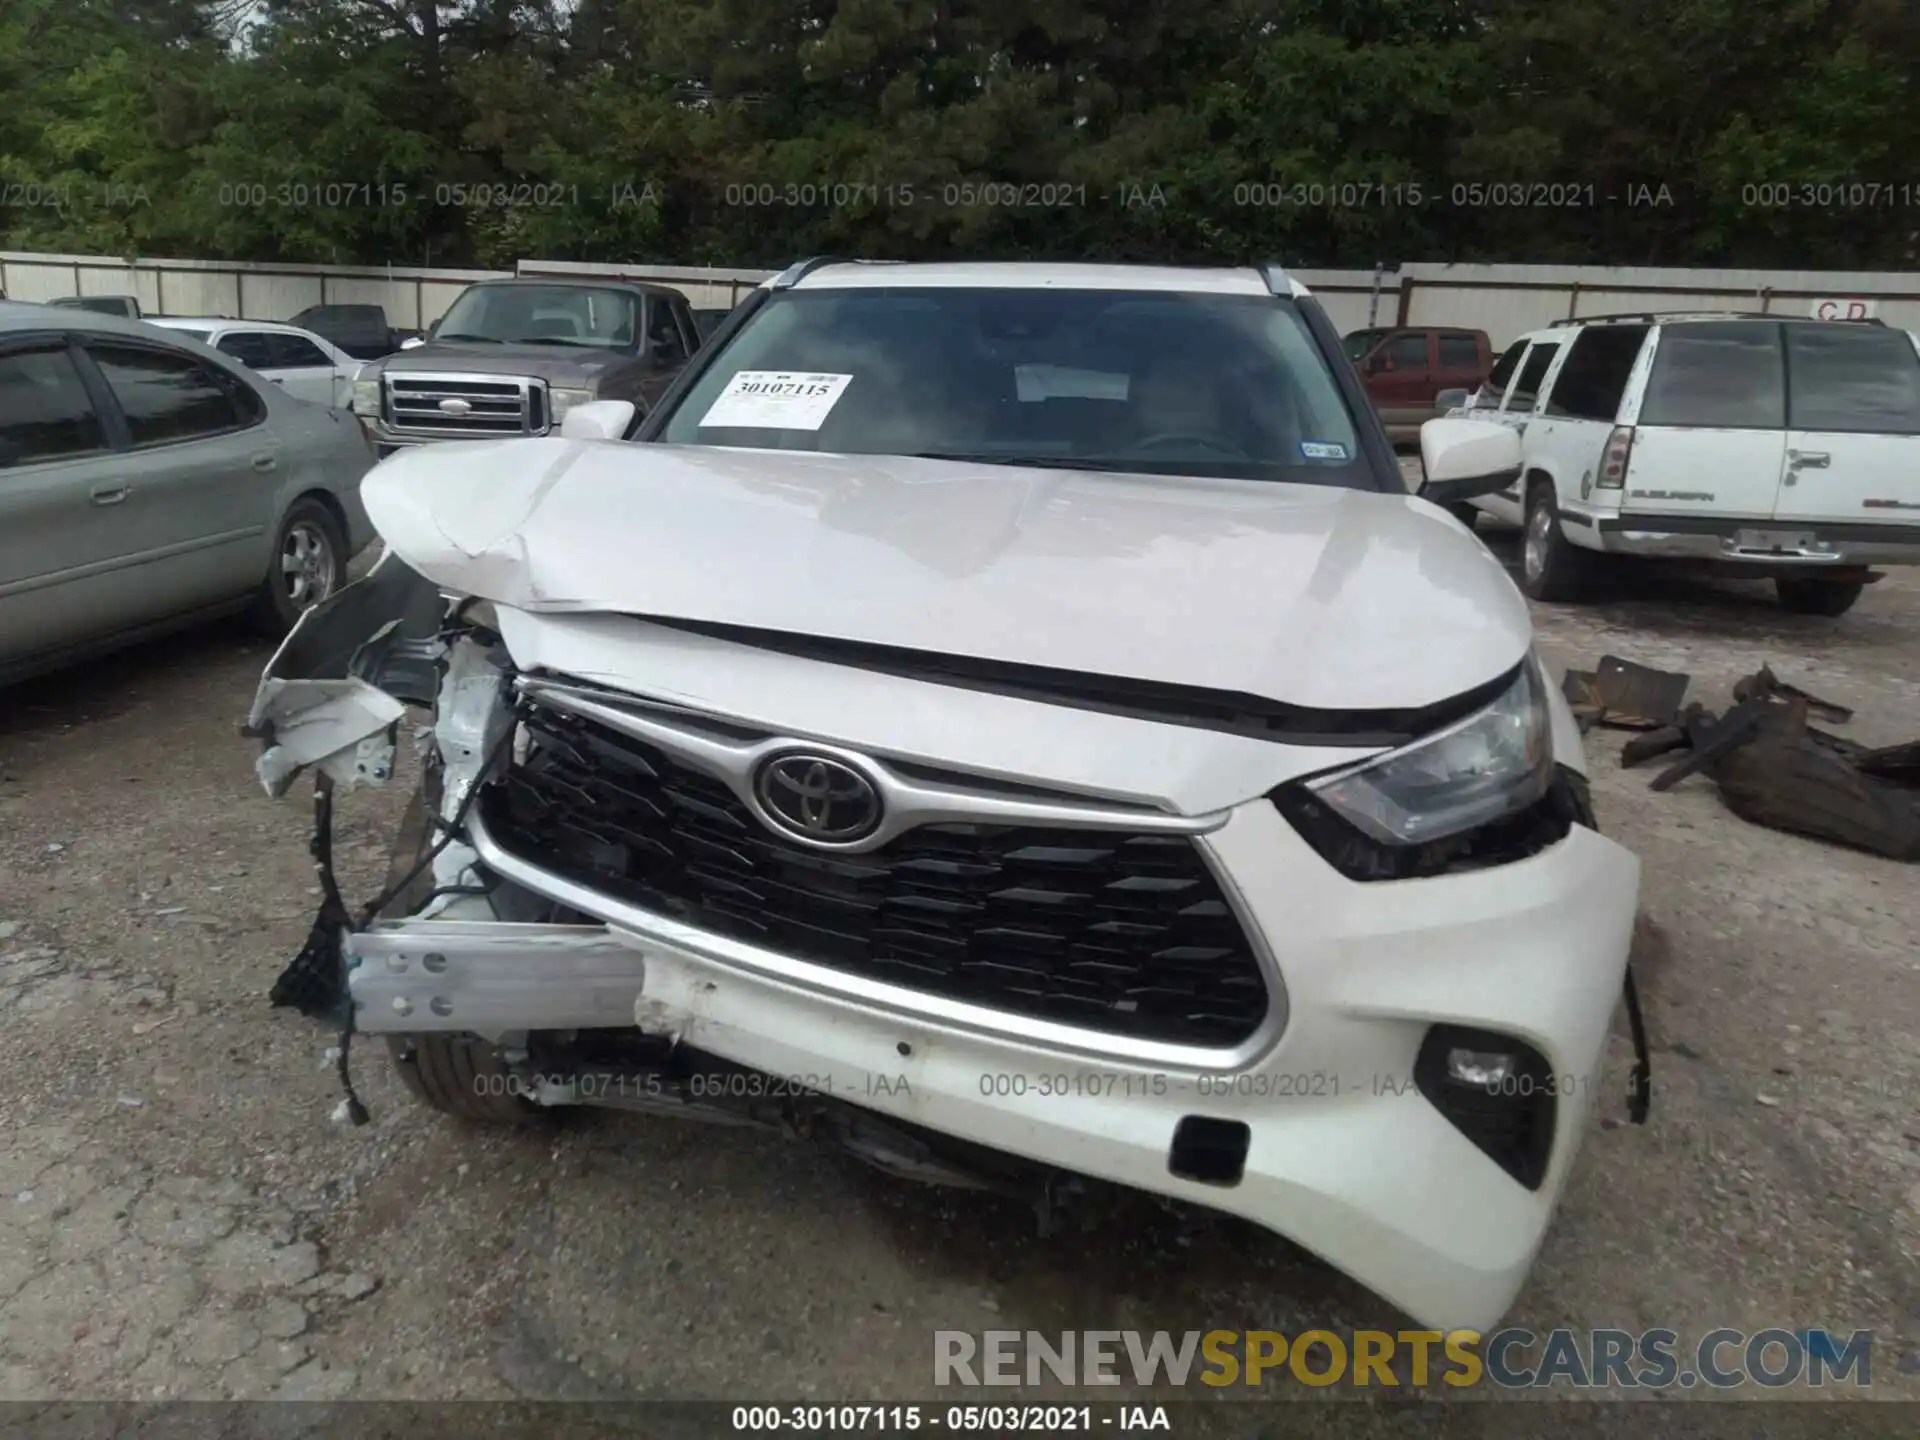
xmin=3 ymin=0 xmax=1917 ymax=272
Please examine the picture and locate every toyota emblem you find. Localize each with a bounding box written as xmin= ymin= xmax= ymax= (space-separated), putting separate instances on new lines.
xmin=754 ymin=752 xmax=883 ymax=844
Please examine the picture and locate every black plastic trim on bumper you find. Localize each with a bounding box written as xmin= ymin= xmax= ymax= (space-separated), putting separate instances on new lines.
xmin=1414 ymin=1024 xmax=1557 ymax=1191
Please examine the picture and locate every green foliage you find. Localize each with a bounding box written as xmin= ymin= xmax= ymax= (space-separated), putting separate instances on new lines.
xmin=2 ymin=0 xmax=1915 ymax=268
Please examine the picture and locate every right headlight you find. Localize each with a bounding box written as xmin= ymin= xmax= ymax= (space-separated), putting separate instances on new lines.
xmin=1274 ymin=657 xmax=1584 ymax=881
xmin=351 ymin=377 xmax=381 ymax=417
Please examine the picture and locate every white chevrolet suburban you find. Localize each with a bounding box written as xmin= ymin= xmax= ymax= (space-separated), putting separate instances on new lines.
xmin=1448 ymin=313 xmax=1920 ymax=614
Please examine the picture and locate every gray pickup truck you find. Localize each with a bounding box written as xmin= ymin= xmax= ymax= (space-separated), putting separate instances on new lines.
xmin=350 ymin=279 xmax=700 ymax=454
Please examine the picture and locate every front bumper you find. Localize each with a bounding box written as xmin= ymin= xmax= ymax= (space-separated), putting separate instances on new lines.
xmin=348 ymin=794 xmax=1639 ymax=1333
xmin=357 ymin=416 xmax=550 ymax=456
xmin=1583 ymin=511 xmax=1920 ymax=567
xmin=359 ymin=418 xmax=445 ymax=458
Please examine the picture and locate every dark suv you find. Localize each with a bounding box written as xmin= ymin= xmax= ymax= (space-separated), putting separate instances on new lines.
xmin=350 ymin=280 xmax=700 ymax=454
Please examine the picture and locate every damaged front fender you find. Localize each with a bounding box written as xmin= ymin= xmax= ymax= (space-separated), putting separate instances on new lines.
xmin=246 ymin=550 xmax=452 ymax=797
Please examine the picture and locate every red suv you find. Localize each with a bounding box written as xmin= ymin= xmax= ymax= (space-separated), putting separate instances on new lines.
xmin=1345 ymin=326 xmax=1493 ymax=443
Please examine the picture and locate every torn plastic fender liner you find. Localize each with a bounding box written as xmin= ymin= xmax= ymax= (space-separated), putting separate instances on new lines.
xmin=251 ymin=679 xmax=406 ymax=798
xmin=246 ymin=550 xmax=452 ymax=798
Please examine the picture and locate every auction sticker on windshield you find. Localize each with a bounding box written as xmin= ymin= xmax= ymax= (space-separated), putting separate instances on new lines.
xmin=699 ymin=371 xmax=853 ymax=429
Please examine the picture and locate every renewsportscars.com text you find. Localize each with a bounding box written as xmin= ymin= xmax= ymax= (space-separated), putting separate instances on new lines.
xmin=934 ymin=1327 xmax=1875 ymax=1390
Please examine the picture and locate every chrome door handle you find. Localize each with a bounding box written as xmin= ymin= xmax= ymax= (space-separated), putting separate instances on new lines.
xmin=250 ymin=452 xmax=278 ymax=472
xmin=270 ymin=377 xmax=285 ymax=386
xmin=1787 ymin=450 xmax=1830 ymax=468
xmin=89 ymin=485 xmax=129 ymax=506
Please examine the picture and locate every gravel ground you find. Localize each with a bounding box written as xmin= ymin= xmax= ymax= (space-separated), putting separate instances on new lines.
xmin=2 ymin=528 xmax=1918 ymax=1411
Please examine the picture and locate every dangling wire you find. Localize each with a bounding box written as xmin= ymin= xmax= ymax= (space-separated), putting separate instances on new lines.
xmin=355 ymin=708 xmax=522 ymax=928
xmin=1623 ymin=966 xmax=1652 ymax=1124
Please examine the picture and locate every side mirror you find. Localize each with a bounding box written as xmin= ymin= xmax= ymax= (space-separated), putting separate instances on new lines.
xmin=1418 ymin=417 xmax=1522 ymax=507
xmin=560 ymin=399 xmax=636 ymax=441
xmin=1434 ymin=388 xmax=1470 ymax=413
xmin=1366 ymin=354 xmax=1391 ymax=374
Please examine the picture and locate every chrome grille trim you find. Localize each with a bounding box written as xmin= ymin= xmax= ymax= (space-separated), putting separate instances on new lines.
xmin=383 ymin=371 xmax=550 ymax=439
xmin=466 ymin=806 xmax=1286 ymax=1070
xmin=515 ymin=675 xmax=1227 ymax=849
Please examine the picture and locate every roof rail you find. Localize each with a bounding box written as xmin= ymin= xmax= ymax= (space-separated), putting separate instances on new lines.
xmin=1551 ymin=310 xmax=1765 ymax=327
xmin=1554 ymin=310 xmax=1888 ymax=328
xmin=1260 ymin=262 xmax=1292 ymax=296
xmin=770 ymin=256 xmax=848 ymax=290
xmin=769 ymin=256 xmax=906 ymax=290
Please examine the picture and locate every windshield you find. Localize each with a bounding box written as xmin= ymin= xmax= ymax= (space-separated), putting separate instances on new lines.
xmin=658 ymin=287 xmax=1370 ymax=487
xmin=434 ymin=284 xmax=639 ymax=349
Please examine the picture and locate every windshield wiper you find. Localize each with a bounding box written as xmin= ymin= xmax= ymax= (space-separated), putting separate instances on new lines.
xmin=906 ymin=451 xmax=1147 ymax=473
xmin=436 ymin=332 xmax=502 ymax=344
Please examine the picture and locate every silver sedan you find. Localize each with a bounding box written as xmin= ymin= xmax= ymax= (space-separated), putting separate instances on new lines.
xmin=0 ymin=301 xmax=377 ymax=684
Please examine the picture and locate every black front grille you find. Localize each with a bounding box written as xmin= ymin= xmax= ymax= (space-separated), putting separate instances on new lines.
xmin=480 ymin=704 xmax=1271 ymax=1047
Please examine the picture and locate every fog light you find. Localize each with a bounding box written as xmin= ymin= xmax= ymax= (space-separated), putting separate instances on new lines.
xmin=1446 ymin=1048 xmax=1514 ymax=1089
xmin=1415 ymin=1025 xmax=1557 ymax=1191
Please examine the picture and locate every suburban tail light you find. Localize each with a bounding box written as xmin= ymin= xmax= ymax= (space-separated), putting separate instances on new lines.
xmin=1596 ymin=425 xmax=1634 ymax=488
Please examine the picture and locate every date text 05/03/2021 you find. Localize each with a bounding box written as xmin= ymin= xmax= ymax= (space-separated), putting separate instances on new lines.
xmin=971 ymin=1069 xmax=1604 ymax=1102
xmin=731 ymin=1404 xmax=1174 ymax=1432
xmin=474 ymin=1069 xmax=1617 ymax=1103
xmin=469 ymin=1070 xmax=914 ymax=1102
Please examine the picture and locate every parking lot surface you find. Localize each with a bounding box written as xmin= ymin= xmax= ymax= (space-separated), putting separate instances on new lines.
xmin=2 ymin=528 xmax=1918 ymax=1407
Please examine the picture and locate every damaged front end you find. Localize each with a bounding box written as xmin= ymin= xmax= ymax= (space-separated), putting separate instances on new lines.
xmin=247 ymin=549 xmax=654 ymax=1042
xmin=243 ymin=558 xmax=1088 ymax=1216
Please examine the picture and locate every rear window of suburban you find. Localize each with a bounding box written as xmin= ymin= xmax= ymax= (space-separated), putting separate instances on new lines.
xmin=1784 ymin=325 xmax=1920 ymax=434
xmin=1638 ymin=323 xmax=1784 ymax=429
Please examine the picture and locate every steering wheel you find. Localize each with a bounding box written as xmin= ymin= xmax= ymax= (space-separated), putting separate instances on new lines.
xmin=1131 ymin=431 xmax=1248 ymax=458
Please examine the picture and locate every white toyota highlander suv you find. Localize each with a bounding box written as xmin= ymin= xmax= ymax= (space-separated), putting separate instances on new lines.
xmin=1447 ymin=312 xmax=1920 ymax=614
xmin=245 ymin=260 xmax=1644 ymax=1332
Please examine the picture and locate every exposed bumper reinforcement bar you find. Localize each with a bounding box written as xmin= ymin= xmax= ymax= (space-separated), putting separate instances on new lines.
xmin=345 ymin=920 xmax=647 ymax=1034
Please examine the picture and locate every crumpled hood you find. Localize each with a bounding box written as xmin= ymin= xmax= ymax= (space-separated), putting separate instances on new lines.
xmin=360 ymin=439 xmax=1532 ymax=711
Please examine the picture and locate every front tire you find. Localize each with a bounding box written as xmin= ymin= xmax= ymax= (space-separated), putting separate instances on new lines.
xmin=1519 ymin=481 xmax=1589 ymax=602
xmin=252 ymin=497 xmax=346 ymax=634
xmin=1775 ymin=577 xmax=1864 ymax=616
xmin=387 ymin=1033 xmax=546 ymax=1126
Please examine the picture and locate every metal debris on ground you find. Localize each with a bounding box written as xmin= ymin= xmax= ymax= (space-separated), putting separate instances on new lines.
xmin=1731 ymin=664 xmax=1854 ymax=723
xmin=1563 ymin=655 xmax=1692 ymax=732
xmin=1596 ymin=659 xmax=1920 ymax=861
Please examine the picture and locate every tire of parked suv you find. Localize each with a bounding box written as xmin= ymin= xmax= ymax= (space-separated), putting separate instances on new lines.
xmin=1519 ymin=480 xmax=1588 ymax=602
xmin=1774 ymin=577 xmax=1864 ymax=616
xmin=378 ymin=777 xmax=549 ymax=1126
xmin=252 ymin=496 xmax=347 ymax=635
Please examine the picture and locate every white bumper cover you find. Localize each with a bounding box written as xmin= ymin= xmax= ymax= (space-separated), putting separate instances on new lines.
xmin=353 ymin=784 xmax=1638 ymax=1333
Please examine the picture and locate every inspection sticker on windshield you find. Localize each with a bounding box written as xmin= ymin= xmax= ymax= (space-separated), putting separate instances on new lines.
xmin=699 ymin=371 xmax=853 ymax=430
xmin=1300 ymin=441 xmax=1350 ymax=461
